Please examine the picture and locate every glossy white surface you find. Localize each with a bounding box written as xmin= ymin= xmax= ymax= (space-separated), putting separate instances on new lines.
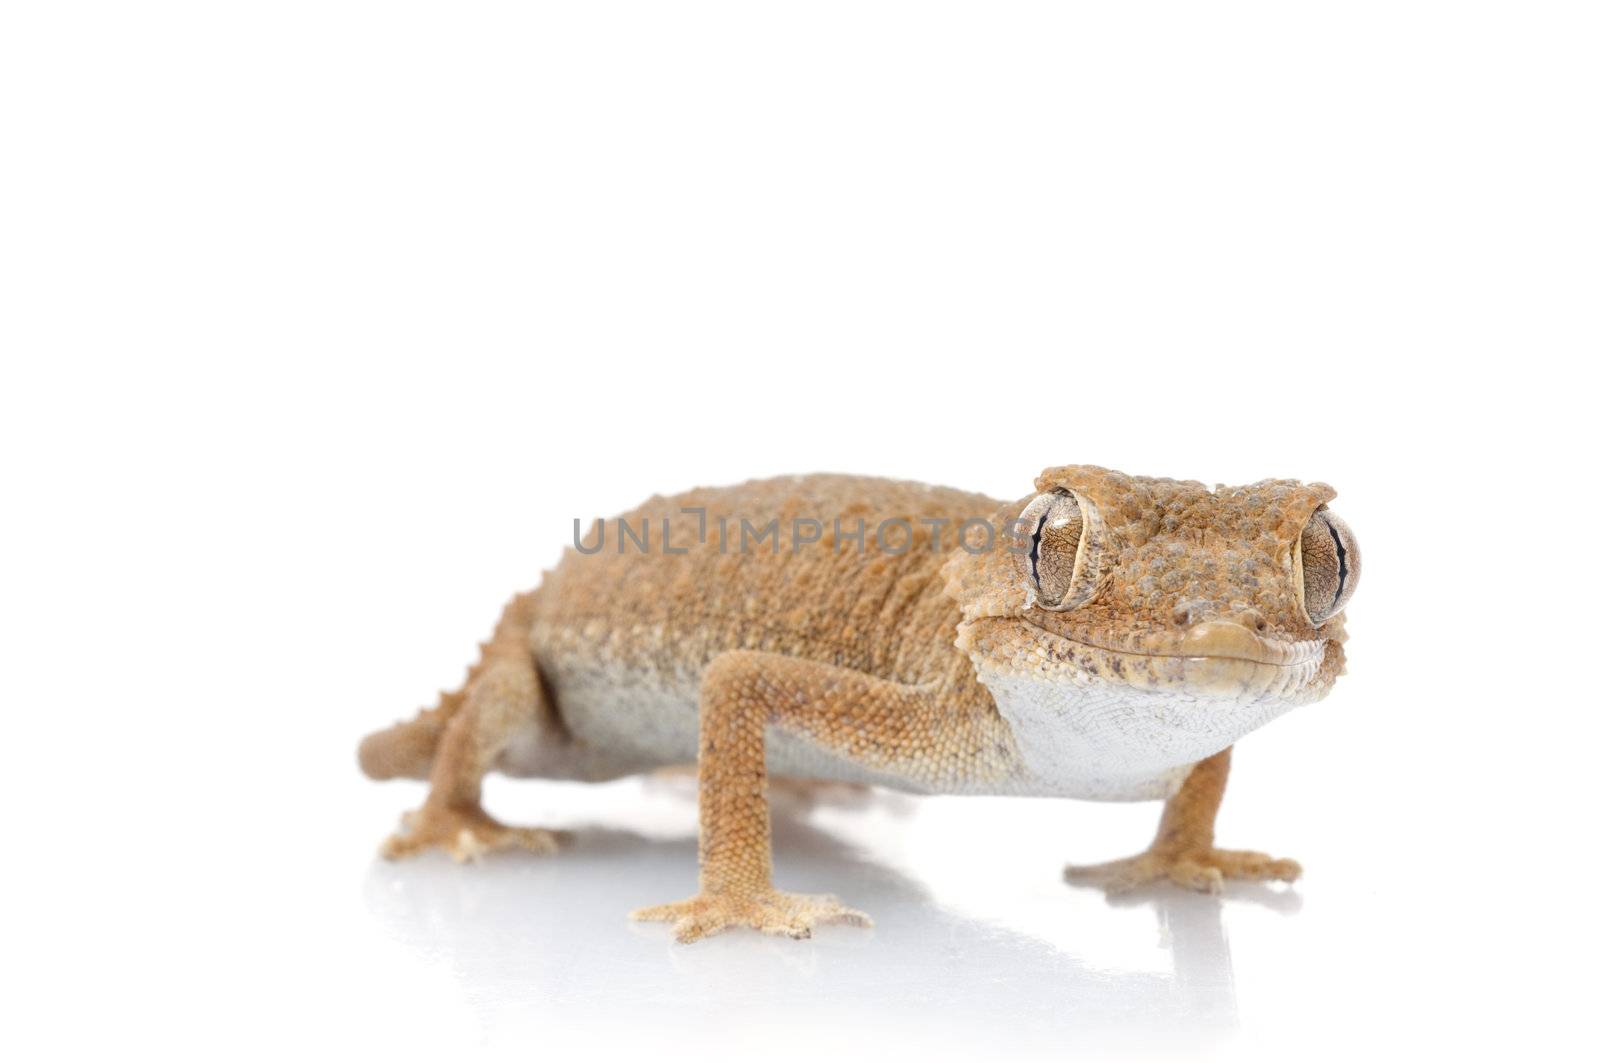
xmin=357 ymin=777 xmax=1265 ymax=1056
xmin=6 ymin=3 xmax=1596 ymax=1059
xmin=336 ymin=748 xmax=1584 ymax=1061
xmin=33 ymin=722 xmax=1572 ymax=1062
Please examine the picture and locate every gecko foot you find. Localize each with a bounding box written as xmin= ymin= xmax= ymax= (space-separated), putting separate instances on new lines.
xmin=1065 ymin=847 xmax=1301 ymax=895
xmin=631 ymin=889 xmax=872 ymax=943
xmin=380 ymin=804 xmax=567 ymax=862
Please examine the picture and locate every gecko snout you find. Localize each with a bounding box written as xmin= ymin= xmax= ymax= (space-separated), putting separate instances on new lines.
xmin=1178 ymin=620 xmax=1284 ymax=665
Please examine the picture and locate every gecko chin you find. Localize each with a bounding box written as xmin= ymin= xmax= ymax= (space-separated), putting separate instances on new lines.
xmin=957 ymin=613 xmax=1338 ymax=798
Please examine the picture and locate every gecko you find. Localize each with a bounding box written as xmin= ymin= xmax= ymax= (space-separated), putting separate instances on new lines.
xmin=358 ymin=465 xmax=1360 ymax=942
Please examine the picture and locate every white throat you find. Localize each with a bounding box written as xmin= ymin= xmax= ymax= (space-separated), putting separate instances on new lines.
xmin=978 ymin=669 xmax=1297 ymax=802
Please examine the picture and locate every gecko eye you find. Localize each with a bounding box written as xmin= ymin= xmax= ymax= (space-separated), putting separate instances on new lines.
xmin=1016 ymin=490 xmax=1089 ymax=609
xmin=1297 ymin=507 xmax=1360 ymax=624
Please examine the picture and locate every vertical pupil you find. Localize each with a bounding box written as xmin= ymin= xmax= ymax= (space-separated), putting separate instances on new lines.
xmin=1325 ymin=517 xmax=1348 ymax=604
xmin=1028 ymin=515 xmax=1045 ymax=588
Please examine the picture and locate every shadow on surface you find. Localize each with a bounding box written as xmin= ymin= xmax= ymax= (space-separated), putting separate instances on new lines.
xmin=361 ymin=788 xmax=1298 ymax=1051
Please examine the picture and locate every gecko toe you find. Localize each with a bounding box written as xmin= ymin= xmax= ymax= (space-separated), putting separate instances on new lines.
xmin=632 ymin=889 xmax=871 ymax=943
xmin=1068 ymin=846 xmax=1300 ymax=896
xmin=378 ymin=805 xmax=563 ymax=862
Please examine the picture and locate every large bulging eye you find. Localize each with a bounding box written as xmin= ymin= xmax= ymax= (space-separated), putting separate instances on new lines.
xmin=1298 ymin=507 xmax=1360 ymax=623
xmin=1017 ymin=490 xmax=1086 ymax=609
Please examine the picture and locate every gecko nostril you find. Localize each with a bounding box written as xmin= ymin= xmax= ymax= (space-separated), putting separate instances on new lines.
xmin=1231 ymin=609 xmax=1266 ymax=633
xmin=1222 ymin=607 xmax=1265 ymax=633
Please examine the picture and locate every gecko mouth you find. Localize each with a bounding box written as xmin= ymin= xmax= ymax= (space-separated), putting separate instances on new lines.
xmin=1025 ymin=617 xmax=1323 ymax=668
xmin=998 ymin=615 xmax=1332 ymax=702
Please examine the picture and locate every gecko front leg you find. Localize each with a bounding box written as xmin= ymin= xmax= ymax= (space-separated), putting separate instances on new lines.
xmin=632 ymin=650 xmax=1006 ymax=942
xmin=1065 ymin=747 xmax=1301 ymax=894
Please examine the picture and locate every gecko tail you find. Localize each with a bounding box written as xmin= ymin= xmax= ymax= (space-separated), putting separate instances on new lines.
xmin=357 ymin=590 xmax=540 ymax=780
xmin=358 ymin=703 xmax=451 ymax=780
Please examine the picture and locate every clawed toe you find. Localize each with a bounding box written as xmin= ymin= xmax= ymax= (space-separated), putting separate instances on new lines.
xmin=632 ymin=889 xmax=872 ymax=943
xmin=1066 ymin=846 xmax=1301 ymax=895
xmin=1064 ymin=853 xmax=1168 ymax=894
xmin=380 ymin=805 xmax=565 ymax=862
xmin=445 ymin=825 xmax=564 ymax=862
xmin=1210 ymin=849 xmax=1301 ymax=882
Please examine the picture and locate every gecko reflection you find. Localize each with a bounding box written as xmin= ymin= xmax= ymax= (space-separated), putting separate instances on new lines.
xmin=362 ymin=801 xmax=1282 ymax=1048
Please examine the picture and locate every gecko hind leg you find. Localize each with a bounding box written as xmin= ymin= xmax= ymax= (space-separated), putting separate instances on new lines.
xmin=377 ymin=697 xmax=572 ymax=864
xmin=380 ymin=666 xmax=569 ymax=861
xmin=370 ymin=593 xmax=567 ymax=862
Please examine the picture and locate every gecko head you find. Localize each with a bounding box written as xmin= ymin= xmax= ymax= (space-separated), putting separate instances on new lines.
xmin=943 ymin=465 xmax=1359 ymax=706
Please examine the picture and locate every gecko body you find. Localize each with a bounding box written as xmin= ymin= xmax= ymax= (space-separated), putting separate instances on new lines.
xmin=359 ymin=466 xmax=1358 ymax=941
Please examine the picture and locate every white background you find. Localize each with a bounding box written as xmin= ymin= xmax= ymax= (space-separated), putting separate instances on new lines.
xmin=3 ymin=3 xmax=1596 ymax=1060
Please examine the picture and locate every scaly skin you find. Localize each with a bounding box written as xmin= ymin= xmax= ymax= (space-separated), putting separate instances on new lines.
xmin=359 ymin=467 xmax=1358 ymax=942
